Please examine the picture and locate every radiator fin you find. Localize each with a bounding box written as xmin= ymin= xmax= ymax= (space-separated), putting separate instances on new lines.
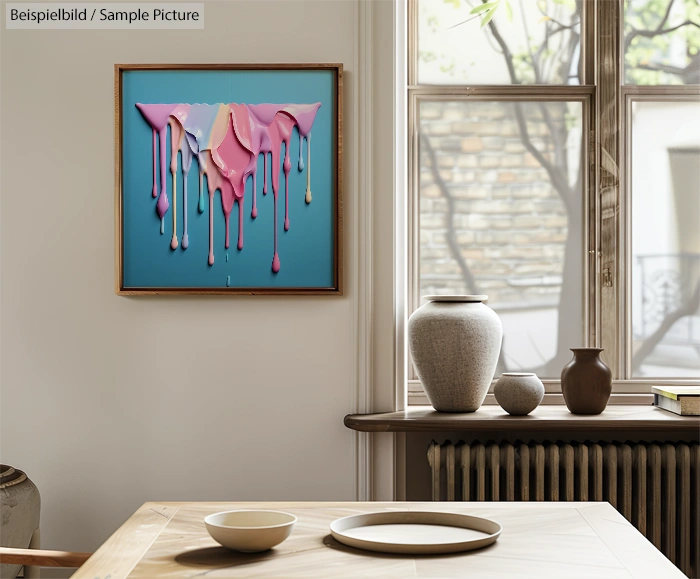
xmin=591 ymin=443 xmax=603 ymax=501
xmin=502 ymin=444 xmax=515 ymax=501
xmin=620 ymin=444 xmax=632 ymax=520
xmin=678 ymin=444 xmax=690 ymax=575
xmin=533 ymin=443 xmax=545 ymax=501
xmin=632 ymin=444 xmax=646 ymax=535
xmin=474 ymin=443 xmax=485 ymax=501
xmin=428 ymin=440 xmax=699 ymax=578
xmin=488 ymin=443 xmax=499 ymax=501
xmin=519 ymin=443 xmax=529 ymax=501
xmin=460 ymin=444 xmax=470 ymax=502
xmin=562 ymin=443 xmax=574 ymax=501
xmin=692 ymin=445 xmax=700 ymax=578
xmin=663 ymin=443 xmax=676 ymax=564
xmin=604 ymin=444 xmax=617 ymax=508
xmin=446 ymin=443 xmax=455 ymax=501
xmin=650 ymin=443 xmax=662 ymax=551
xmin=576 ymin=443 xmax=588 ymax=501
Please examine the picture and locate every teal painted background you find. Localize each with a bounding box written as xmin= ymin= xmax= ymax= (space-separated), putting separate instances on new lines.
xmin=121 ymin=69 xmax=336 ymax=288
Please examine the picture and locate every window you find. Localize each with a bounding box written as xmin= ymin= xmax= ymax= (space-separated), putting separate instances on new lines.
xmin=408 ymin=0 xmax=700 ymax=404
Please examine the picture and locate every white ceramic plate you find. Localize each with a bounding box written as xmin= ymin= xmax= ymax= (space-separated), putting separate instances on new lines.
xmin=423 ymin=295 xmax=488 ymax=303
xmin=329 ymin=511 xmax=501 ymax=555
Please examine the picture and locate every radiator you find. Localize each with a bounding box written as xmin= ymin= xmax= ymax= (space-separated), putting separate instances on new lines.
xmin=428 ymin=440 xmax=700 ymax=578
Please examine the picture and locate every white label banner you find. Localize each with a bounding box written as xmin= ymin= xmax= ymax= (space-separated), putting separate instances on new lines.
xmin=6 ymin=3 xmax=204 ymax=29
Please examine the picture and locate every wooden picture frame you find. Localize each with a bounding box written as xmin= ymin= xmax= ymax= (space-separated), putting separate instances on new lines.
xmin=115 ymin=64 xmax=343 ymax=295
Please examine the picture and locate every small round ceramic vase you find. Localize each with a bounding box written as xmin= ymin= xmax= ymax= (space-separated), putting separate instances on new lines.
xmin=407 ymin=295 xmax=502 ymax=412
xmin=494 ymin=373 xmax=545 ymax=416
xmin=0 ymin=465 xmax=41 ymax=579
xmin=561 ymin=348 xmax=612 ymax=415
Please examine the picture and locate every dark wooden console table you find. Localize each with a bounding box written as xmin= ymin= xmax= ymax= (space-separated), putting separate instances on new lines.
xmin=345 ymin=405 xmax=700 ymax=441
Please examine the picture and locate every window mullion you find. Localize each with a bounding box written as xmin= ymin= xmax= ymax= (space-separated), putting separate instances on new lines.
xmin=407 ymin=0 xmax=418 ymax=87
xmin=596 ymin=0 xmax=622 ymax=378
xmin=582 ymin=0 xmax=597 ymax=86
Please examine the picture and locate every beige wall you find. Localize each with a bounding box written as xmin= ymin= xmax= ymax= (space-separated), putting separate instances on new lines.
xmin=0 ymin=0 xmax=366 ymax=558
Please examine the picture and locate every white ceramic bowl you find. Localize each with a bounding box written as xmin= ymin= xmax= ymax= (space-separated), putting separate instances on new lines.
xmin=204 ymin=510 xmax=296 ymax=552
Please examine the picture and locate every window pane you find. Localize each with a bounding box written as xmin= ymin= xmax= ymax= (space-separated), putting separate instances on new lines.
xmin=417 ymin=0 xmax=582 ymax=85
xmin=624 ymin=0 xmax=700 ymax=85
xmin=631 ymin=101 xmax=700 ymax=377
xmin=419 ymin=100 xmax=584 ymax=378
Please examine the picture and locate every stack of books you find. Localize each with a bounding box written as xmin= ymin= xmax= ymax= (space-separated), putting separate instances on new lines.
xmin=652 ymin=386 xmax=700 ymax=416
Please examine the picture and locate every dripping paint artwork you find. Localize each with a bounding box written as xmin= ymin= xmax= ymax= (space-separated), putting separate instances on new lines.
xmin=115 ymin=64 xmax=342 ymax=295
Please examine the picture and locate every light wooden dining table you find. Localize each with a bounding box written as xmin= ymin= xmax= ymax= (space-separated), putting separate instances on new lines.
xmin=70 ymin=501 xmax=686 ymax=578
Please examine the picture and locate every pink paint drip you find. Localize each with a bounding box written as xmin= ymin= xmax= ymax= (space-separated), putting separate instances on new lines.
xmin=237 ymin=105 xmax=273 ymax=220
xmin=136 ymin=104 xmax=177 ymax=228
xmin=212 ymin=114 xmax=250 ymax=254
xmin=280 ymin=116 xmax=295 ymax=232
xmin=237 ymin=199 xmax=244 ymax=250
xmin=251 ymin=170 xmax=258 ymax=218
xmin=265 ymin=112 xmax=297 ymax=272
xmin=208 ymin=187 xmax=214 ymax=265
xmin=151 ymin=129 xmax=158 ymax=197
xmin=203 ymin=150 xmax=234 ymax=264
xmin=263 ymin=153 xmax=269 ymax=195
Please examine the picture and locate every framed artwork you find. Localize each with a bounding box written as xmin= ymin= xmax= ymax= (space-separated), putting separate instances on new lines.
xmin=115 ymin=64 xmax=343 ymax=295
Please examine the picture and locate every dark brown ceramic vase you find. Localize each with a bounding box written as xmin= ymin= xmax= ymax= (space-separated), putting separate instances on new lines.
xmin=561 ymin=348 xmax=612 ymax=415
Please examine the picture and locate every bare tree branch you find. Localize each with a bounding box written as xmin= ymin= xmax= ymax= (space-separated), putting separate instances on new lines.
xmin=447 ymin=12 xmax=484 ymax=30
xmin=623 ymin=0 xmax=689 ymax=53
xmin=512 ymin=103 xmax=574 ymax=214
xmin=659 ymin=0 xmax=677 ymax=29
xmin=633 ymin=61 xmax=688 ymax=75
xmin=485 ymin=15 xmax=575 ymax=212
xmin=459 ymin=0 xmax=505 ymax=57
xmin=483 ymin=7 xmax=522 ymax=83
xmin=629 ymin=18 xmax=700 ymax=46
xmin=486 ymin=4 xmax=582 ymax=374
xmin=452 ymin=0 xmax=573 ymax=68
xmin=540 ymin=103 xmax=565 ymax=164
xmin=629 ymin=51 xmax=700 ymax=84
xmin=532 ymin=22 xmax=579 ymax=83
xmin=519 ymin=0 xmax=542 ymax=83
xmin=536 ymin=0 xmax=570 ymax=29
xmin=421 ymin=133 xmax=480 ymax=296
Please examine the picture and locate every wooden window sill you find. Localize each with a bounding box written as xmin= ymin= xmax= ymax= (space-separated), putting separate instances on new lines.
xmin=344 ymin=405 xmax=700 ymax=439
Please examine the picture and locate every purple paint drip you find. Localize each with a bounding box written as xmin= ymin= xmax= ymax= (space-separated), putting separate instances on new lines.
xmin=298 ymin=133 xmax=305 ymax=171
xmin=251 ymin=164 xmax=258 ymax=218
xmin=156 ymin=128 xmax=169 ymax=220
xmin=181 ymin=139 xmax=193 ymax=250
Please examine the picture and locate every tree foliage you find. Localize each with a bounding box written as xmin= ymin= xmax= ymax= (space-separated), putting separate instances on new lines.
xmin=430 ymin=0 xmax=582 ymax=84
xmin=423 ymin=0 xmax=700 ymax=85
xmin=625 ymin=0 xmax=700 ymax=85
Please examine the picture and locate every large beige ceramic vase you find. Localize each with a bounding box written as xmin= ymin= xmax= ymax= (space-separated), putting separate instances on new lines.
xmin=0 ymin=465 xmax=40 ymax=579
xmin=408 ymin=295 xmax=502 ymax=412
